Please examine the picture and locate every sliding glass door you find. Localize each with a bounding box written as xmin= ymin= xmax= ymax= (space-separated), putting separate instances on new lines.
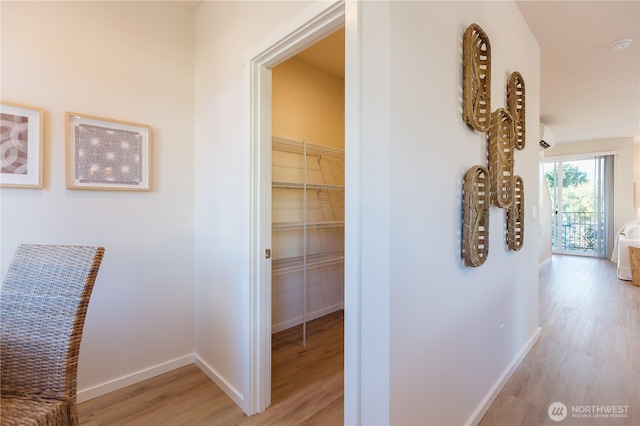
xmin=543 ymin=155 xmax=614 ymax=258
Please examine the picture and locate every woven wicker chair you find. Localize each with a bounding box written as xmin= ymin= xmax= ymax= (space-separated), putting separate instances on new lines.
xmin=1 ymin=244 xmax=105 ymax=426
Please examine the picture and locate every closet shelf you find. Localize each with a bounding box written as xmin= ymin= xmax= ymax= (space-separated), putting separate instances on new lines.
xmin=272 ymin=253 xmax=345 ymax=276
xmin=272 ymin=136 xmax=344 ymax=346
xmin=272 ymin=181 xmax=344 ymax=191
xmin=273 ymin=221 xmax=345 ymax=231
xmin=272 ymin=136 xmax=344 ymax=158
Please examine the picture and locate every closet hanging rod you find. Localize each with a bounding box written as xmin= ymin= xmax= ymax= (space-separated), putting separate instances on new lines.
xmin=272 ymin=220 xmax=345 ymax=231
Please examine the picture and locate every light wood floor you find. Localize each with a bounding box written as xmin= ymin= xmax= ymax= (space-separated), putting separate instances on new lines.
xmin=79 ymin=310 xmax=343 ymax=425
xmin=480 ymin=255 xmax=640 ymax=425
xmin=80 ymin=255 xmax=639 ymax=425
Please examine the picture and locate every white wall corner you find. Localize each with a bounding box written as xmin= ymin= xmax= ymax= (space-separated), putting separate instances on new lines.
xmin=194 ymin=354 xmax=246 ymax=412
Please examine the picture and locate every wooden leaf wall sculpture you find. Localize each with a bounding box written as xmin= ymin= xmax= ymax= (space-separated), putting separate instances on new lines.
xmin=462 ymin=165 xmax=490 ymax=267
xmin=460 ymin=23 xmax=527 ymax=266
xmin=507 ymin=175 xmax=525 ymax=251
xmin=507 ymin=72 xmax=526 ymax=150
xmin=462 ymin=24 xmax=492 ymax=132
xmin=488 ymin=108 xmax=515 ymax=208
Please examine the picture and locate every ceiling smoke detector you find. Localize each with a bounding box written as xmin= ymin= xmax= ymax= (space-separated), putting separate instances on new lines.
xmin=610 ymin=39 xmax=632 ymax=51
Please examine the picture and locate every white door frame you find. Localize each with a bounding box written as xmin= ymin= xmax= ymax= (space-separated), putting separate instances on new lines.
xmin=245 ymin=0 xmax=361 ymax=420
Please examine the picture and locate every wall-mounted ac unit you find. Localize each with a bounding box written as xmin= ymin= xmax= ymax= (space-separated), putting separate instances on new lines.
xmin=539 ymin=123 xmax=556 ymax=150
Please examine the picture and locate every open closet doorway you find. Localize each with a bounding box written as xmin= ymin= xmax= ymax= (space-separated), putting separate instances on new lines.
xmin=269 ymin=28 xmax=345 ymax=418
xmin=245 ymin=1 xmax=356 ymax=417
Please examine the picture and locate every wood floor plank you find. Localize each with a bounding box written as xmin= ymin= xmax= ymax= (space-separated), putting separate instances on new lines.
xmin=79 ymin=310 xmax=344 ymax=425
xmin=480 ymin=255 xmax=640 ymax=426
xmin=80 ymin=256 xmax=639 ymax=425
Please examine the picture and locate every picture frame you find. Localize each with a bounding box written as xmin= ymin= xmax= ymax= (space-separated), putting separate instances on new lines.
xmin=0 ymin=102 xmax=44 ymax=188
xmin=66 ymin=112 xmax=151 ymax=191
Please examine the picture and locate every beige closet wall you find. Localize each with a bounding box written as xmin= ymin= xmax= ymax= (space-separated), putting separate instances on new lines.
xmin=271 ymin=53 xmax=345 ymax=333
xmin=272 ymin=57 xmax=345 ymax=149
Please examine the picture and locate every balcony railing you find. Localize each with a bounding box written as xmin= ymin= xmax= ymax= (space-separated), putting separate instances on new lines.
xmin=552 ymin=211 xmax=602 ymax=253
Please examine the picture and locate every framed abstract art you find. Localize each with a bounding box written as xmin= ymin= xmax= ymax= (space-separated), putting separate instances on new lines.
xmin=0 ymin=102 xmax=44 ymax=188
xmin=66 ymin=112 xmax=151 ymax=191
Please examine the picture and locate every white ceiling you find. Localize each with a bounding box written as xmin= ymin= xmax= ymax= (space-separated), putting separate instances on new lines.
xmin=516 ymin=0 xmax=639 ymax=144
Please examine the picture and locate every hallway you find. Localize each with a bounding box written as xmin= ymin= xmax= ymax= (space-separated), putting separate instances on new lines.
xmin=480 ymin=255 xmax=640 ymax=425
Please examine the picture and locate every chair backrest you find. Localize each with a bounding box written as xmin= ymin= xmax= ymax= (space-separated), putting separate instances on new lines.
xmin=1 ymin=244 xmax=104 ymax=421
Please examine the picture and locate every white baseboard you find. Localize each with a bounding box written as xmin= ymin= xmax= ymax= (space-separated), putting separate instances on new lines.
xmin=465 ymin=326 xmax=542 ymax=426
xmin=193 ymin=354 xmax=245 ymax=411
xmin=77 ymin=354 xmax=194 ymax=403
xmin=271 ymin=303 xmax=344 ymax=334
xmin=77 ymin=353 xmax=246 ymax=415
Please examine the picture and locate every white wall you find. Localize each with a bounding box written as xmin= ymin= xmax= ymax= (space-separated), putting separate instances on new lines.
xmin=357 ymin=1 xmax=392 ymax=422
xmin=386 ymin=2 xmax=541 ymax=424
xmin=545 ymin=137 xmax=636 ymax=234
xmin=0 ymin=1 xmax=195 ymax=399
xmin=193 ymin=0 xmax=313 ymax=411
xmin=194 ymin=1 xmax=541 ymax=424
